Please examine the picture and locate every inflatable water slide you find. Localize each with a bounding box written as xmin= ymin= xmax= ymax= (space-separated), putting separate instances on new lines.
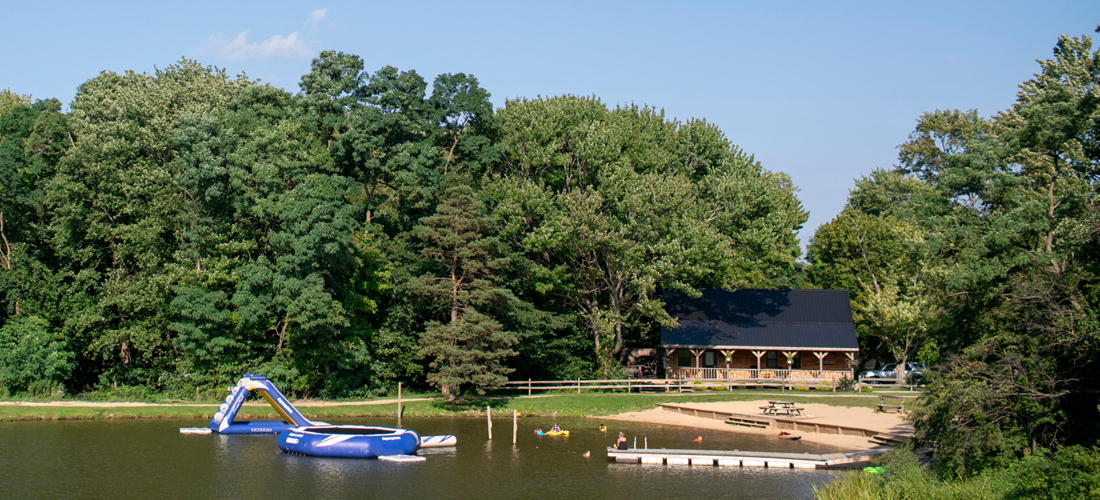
xmin=182 ymin=374 xmax=456 ymax=459
xmin=208 ymin=374 xmax=318 ymax=434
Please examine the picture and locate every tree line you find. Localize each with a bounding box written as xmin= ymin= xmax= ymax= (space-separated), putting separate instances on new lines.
xmin=0 ymin=51 xmax=807 ymax=400
xmin=809 ymin=30 xmax=1100 ymax=477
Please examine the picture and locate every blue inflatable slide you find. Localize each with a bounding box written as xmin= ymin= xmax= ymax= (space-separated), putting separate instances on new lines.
xmin=209 ymin=374 xmax=323 ymax=434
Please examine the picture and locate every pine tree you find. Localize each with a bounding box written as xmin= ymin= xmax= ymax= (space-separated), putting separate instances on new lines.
xmin=412 ymin=183 xmax=517 ymax=398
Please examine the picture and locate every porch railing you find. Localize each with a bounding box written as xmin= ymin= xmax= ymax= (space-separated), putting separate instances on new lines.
xmin=668 ymin=367 xmax=852 ymax=382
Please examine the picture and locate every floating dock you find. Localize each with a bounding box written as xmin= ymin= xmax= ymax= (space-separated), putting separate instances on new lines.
xmin=180 ymin=427 xmax=212 ymax=435
xmin=379 ymin=454 xmax=427 ymax=463
xmin=606 ymin=447 xmax=888 ymax=469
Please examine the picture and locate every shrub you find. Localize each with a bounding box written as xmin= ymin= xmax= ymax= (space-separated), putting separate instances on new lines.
xmin=813 ymin=449 xmax=1015 ymax=500
xmin=861 ymin=385 xmax=874 ymax=393
xmin=0 ymin=316 xmax=73 ymax=396
xmin=26 ymin=380 xmax=64 ymax=398
xmin=1010 ymin=446 xmax=1100 ymax=499
xmin=837 ymin=377 xmax=856 ymax=390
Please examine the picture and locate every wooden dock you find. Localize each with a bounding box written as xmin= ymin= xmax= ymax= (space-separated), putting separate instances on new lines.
xmin=657 ymin=403 xmax=900 ymax=440
xmin=606 ymin=447 xmax=887 ymax=469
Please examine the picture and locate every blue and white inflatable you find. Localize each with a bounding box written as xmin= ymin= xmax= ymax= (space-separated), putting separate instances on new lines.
xmin=278 ymin=425 xmax=421 ymax=458
xmin=200 ymin=374 xmax=458 ymax=459
xmin=209 ymin=374 xmax=325 ymax=434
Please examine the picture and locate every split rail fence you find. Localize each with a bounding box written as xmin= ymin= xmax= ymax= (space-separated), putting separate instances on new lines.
xmin=502 ymin=377 xmax=850 ymax=395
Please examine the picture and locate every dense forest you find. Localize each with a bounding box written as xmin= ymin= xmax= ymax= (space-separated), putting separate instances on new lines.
xmin=0 ymin=52 xmax=807 ymax=400
xmin=6 ymin=28 xmax=1100 ymax=487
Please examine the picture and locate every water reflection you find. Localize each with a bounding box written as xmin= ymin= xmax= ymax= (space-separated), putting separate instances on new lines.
xmin=0 ymin=416 xmax=846 ymax=499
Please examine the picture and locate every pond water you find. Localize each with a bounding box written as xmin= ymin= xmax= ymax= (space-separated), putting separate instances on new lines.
xmin=0 ymin=416 xmax=846 ymax=499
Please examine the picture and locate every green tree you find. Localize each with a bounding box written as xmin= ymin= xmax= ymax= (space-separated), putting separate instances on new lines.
xmin=843 ymin=29 xmax=1100 ymax=476
xmin=169 ymin=85 xmax=361 ymax=394
xmin=412 ymin=184 xmax=517 ymax=398
xmin=39 ymin=60 xmax=251 ymax=391
xmin=0 ymin=315 xmax=73 ymax=396
xmin=0 ymin=89 xmax=31 ymax=117
xmin=491 ymin=95 xmax=806 ymax=374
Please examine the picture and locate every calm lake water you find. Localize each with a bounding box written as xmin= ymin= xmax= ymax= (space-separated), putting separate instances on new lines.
xmin=0 ymin=416 xmax=846 ymax=499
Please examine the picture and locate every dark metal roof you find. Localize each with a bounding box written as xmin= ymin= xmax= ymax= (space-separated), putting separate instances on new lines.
xmin=660 ymin=289 xmax=859 ymax=351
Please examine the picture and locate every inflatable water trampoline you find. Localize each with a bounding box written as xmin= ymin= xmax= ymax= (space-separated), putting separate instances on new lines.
xmin=278 ymin=425 xmax=421 ymax=458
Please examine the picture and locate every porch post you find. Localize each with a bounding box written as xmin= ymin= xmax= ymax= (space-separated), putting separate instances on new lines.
xmin=751 ymin=350 xmax=765 ymax=376
xmin=719 ymin=350 xmax=735 ymax=378
xmin=719 ymin=350 xmax=735 ymax=369
xmin=690 ymin=349 xmax=704 ymax=374
xmin=663 ymin=348 xmax=674 ymax=379
xmin=814 ymin=352 xmax=828 ymax=373
xmin=781 ymin=351 xmax=797 ymax=390
xmin=781 ymin=351 xmax=798 ymax=370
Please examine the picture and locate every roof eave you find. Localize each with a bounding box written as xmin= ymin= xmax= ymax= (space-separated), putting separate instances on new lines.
xmin=660 ymin=344 xmax=859 ymax=352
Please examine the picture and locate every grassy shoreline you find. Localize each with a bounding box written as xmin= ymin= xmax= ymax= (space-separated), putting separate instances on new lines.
xmin=0 ymin=391 xmax=907 ymax=422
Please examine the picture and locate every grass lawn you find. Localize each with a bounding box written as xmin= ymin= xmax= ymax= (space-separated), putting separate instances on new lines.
xmin=0 ymin=389 xmax=912 ymax=422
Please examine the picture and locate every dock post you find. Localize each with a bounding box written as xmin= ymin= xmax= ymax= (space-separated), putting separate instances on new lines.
xmin=512 ymin=409 xmax=517 ymax=445
xmin=487 ymin=406 xmax=492 ymax=440
xmin=397 ymin=382 xmax=402 ymax=428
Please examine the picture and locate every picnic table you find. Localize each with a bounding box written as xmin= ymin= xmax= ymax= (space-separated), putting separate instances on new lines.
xmin=876 ymin=396 xmax=904 ymax=413
xmin=760 ymin=400 xmax=805 ymax=417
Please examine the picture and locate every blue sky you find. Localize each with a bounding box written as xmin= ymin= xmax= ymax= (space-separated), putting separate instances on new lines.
xmin=3 ymin=1 xmax=1099 ymax=255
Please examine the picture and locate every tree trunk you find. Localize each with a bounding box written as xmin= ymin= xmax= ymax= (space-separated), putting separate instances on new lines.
xmin=276 ymin=320 xmax=289 ymax=352
xmin=445 ymin=358 xmax=458 ymax=400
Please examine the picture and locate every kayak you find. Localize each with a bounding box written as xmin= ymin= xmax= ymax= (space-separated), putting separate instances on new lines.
xmin=536 ymin=430 xmax=570 ymax=436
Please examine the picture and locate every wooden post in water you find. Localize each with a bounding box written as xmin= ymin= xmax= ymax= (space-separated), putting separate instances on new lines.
xmin=487 ymin=406 xmax=492 ymax=440
xmin=397 ymin=382 xmax=402 ymax=428
xmin=512 ymin=409 xmax=517 ymax=445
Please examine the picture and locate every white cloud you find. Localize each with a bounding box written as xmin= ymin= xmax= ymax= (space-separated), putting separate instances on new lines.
xmin=197 ymin=30 xmax=316 ymax=61
xmin=308 ymin=9 xmax=328 ymax=28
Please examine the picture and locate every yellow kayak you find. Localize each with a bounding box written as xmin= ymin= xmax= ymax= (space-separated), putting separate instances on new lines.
xmin=540 ymin=430 xmax=569 ymax=436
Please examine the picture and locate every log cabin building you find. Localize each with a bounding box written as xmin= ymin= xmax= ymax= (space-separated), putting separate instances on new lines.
xmin=660 ymin=288 xmax=858 ymax=383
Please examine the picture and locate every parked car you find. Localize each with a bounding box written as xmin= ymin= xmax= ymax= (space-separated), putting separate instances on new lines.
xmin=627 ymin=355 xmax=658 ymax=378
xmin=859 ymin=362 xmax=927 ymax=384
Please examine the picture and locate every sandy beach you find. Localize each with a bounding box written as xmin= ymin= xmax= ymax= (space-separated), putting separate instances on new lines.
xmin=599 ymin=400 xmax=913 ymax=451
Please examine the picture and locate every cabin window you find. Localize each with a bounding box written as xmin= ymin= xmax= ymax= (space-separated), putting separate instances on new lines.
xmin=766 ymin=350 xmax=778 ymax=368
xmin=678 ymin=349 xmax=691 ymax=367
xmin=703 ymin=351 xmax=716 ymax=368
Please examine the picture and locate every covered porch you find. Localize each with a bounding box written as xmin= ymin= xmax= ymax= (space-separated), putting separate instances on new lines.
xmin=662 ymin=347 xmax=856 ymax=383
